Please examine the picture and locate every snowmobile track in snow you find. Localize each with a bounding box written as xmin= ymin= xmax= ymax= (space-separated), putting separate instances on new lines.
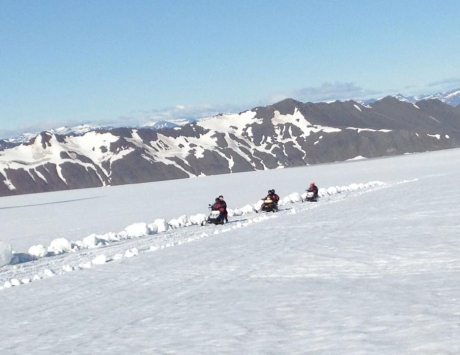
xmin=1 ymin=180 xmax=407 ymax=290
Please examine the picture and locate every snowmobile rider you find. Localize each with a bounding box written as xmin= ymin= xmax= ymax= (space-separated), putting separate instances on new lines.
xmin=218 ymin=195 xmax=228 ymax=223
xmin=265 ymin=189 xmax=280 ymax=211
xmin=211 ymin=197 xmax=227 ymax=223
xmin=308 ymin=182 xmax=319 ymax=198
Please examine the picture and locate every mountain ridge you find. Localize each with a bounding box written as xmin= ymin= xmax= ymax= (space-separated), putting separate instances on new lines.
xmin=1 ymin=95 xmax=460 ymax=196
xmin=3 ymin=88 xmax=460 ymax=144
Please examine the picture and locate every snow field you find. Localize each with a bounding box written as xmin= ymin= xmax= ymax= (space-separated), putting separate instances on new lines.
xmin=3 ymin=148 xmax=460 ymax=355
xmin=0 ymin=180 xmax=387 ymax=291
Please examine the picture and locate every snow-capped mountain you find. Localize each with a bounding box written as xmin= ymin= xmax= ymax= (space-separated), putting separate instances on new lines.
xmin=145 ymin=117 xmax=196 ymax=127
xmin=141 ymin=120 xmax=179 ymax=130
xmin=2 ymin=120 xmax=195 ymax=146
xmin=392 ymin=88 xmax=460 ymax=107
xmin=50 ymin=124 xmax=103 ymax=136
xmin=2 ymin=124 xmax=104 ymax=145
xmin=3 ymin=89 xmax=458 ymax=146
xmin=141 ymin=118 xmax=195 ymax=130
xmin=393 ymin=94 xmax=414 ymax=103
xmin=2 ymin=132 xmax=37 ymax=144
xmin=414 ymin=88 xmax=460 ymax=107
xmin=359 ymin=88 xmax=460 ymax=107
xmin=1 ymin=96 xmax=460 ymax=197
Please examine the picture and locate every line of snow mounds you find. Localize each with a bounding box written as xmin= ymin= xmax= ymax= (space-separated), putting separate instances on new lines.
xmin=0 ymin=181 xmax=386 ymax=290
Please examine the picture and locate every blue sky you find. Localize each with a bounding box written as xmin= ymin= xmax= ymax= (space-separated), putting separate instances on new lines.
xmin=1 ymin=0 xmax=459 ymax=138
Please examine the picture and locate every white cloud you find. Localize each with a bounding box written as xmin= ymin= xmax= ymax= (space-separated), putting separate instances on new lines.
xmin=114 ymin=103 xmax=248 ymax=126
xmin=267 ymin=82 xmax=381 ymax=104
xmin=427 ymin=77 xmax=460 ymax=88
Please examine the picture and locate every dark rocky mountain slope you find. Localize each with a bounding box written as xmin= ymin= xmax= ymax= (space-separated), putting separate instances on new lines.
xmin=1 ymin=97 xmax=460 ymax=196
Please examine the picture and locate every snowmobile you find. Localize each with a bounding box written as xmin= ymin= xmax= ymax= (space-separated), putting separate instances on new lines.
xmin=303 ymin=191 xmax=318 ymax=202
xmin=260 ymin=197 xmax=277 ymax=213
xmin=205 ymin=205 xmax=225 ymax=225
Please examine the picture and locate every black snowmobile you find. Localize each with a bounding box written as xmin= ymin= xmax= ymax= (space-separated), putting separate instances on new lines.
xmin=303 ymin=191 xmax=318 ymax=202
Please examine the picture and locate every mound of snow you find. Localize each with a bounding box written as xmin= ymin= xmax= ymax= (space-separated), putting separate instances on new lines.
xmin=117 ymin=231 xmax=129 ymax=240
xmin=43 ymin=269 xmax=55 ymax=277
xmin=242 ymin=204 xmax=257 ymax=214
xmin=177 ymin=215 xmax=190 ymax=227
xmin=113 ymin=253 xmax=124 ymax=260
xmin=152 ymin=219 xmax=169 ymax=233
xmin=3 ymin=281 xmax=12 ymax=288
xmin=124 ymin=248 xmax=139 ymax=258
xmin=92 ymin=255 xmax=108 ymax=265
xmin=281 ymin=195 xmax=292 ymax=205
xmin=189 ymin=214 xmax=207 ymax=225
xmin=168 ymin=215 xmax=190 ymax=229
xmin=49 ymin=238 xmax=73 ymax=254
xmin=287 ymin=192 xmax=302 ymax=203
xmin=62 ymin=265 xmax=74 ymax=272
xmin=125 ymin=223 xmax=149 ymax=237
xmin=98 ymin=232 xmax=119 ymax=243
xmin=0 ymin=243 xmax=13 ymax=267
xmin=79 ymin=262 xmax=92 ymax=269
xmin=168 ymin=218 xmax=180 ymax=229
xmin=232 ymin=208 xmax=243 ymax=216
xmin=82 ymin=234 xmax=104 ymax=249
xmin=28 ymin=245 xmax=47 ymax=258
xmin=147 ymin=223 xmax=158 ymax=234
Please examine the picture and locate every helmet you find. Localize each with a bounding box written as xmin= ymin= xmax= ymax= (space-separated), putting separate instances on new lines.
xmin=218 ymin=195 xmax=224 ymax=199
xmin=215 ymin=198 xmax=219 ymax=201
xmin=268 ymin=189 xmax=272 ymax=194
xmin=271 ymin=189 xmax=275 ymax=193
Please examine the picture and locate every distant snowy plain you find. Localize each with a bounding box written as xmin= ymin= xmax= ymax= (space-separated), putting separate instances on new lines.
xmin=1 ymin=148 xmax=460 ymax=354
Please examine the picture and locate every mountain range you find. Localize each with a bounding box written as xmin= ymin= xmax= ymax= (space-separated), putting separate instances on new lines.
xmin=399 ymin=88 xmax=460 ymax=107
xmin=1 ymin=89 xmax=460 ymax=196
xmin=358 ymin=88 xmax=460 ymax=107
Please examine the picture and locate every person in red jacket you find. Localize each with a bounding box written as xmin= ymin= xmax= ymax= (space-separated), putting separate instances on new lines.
xmin=269 ymin=189 xmax=280 ymax=204
xmin=218 ymin=195 xmax=228 ymax=223
xmin=211 ymin=197 xmax=227 ymax=223
xmin=307 ymin=182 xmax=319 ymax=198
xmin=211 ymin=198 xmax=222 ymax=212
xmin=262 ymin=189 xmax=279 ymax=211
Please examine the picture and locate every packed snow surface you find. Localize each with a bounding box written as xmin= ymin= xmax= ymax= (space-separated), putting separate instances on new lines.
xmin=1 ymin=148 xmax=460 ymax=354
